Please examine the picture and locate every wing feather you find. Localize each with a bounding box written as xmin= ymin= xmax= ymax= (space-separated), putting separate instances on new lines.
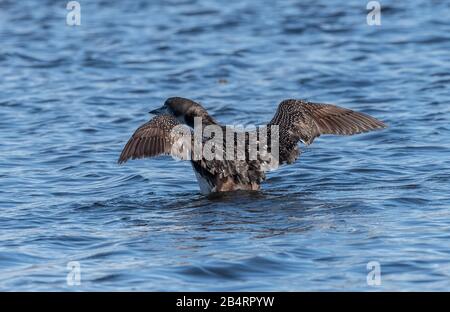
xmin=118 ymin=114 xmax=191 ymax=164
xmin=268 ymin=99 xmax=387 ymax=164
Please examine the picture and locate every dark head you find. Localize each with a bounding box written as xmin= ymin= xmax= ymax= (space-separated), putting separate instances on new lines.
xmin=149 ymin=97 xmax=214 ymax=127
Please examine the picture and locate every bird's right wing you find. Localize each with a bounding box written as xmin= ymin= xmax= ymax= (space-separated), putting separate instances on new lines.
xmin=118 ymin=114 xmax=192 ymax=164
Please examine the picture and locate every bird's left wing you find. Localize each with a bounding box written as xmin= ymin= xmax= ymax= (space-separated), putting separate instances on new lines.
xmin=269 ymin=99 xmax=387 ymax=145
xmin=268 ymin=99 xmax=387 ymax=164
xmin=118 ymin=114 xmax=191 ymax=164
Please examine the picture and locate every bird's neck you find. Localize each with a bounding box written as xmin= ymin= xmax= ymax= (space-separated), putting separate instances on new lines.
xmin=186 ymin=113 xmax=218 ymax=129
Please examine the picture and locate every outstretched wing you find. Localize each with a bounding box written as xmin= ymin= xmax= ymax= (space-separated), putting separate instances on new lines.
xmin=268 ymin=99 xmax=387 ymax=164
xmin=118 ymin=114 xmax=191 ymax=164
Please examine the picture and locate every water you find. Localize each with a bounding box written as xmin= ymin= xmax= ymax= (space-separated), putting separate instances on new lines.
xmin=1 ymin=0 xmax=449 ymax=291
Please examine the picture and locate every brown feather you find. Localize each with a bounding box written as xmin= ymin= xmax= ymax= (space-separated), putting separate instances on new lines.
xmin=118 ymin=115 xmax=191 ymax=164
xmin=268 ymin=99 xmax=387 ymax=164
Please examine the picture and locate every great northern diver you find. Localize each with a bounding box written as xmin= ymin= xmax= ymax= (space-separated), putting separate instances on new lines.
xmin=118 ymin=97 xmax=386 ymax=194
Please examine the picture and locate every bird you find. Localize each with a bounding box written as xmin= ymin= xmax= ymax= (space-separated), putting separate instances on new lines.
xmin=118 ymin=97 xmax=386 ymax=195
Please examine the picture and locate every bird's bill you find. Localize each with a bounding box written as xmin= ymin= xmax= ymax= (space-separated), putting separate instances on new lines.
xmin=149 ymin=106 xmax=166 ymax=115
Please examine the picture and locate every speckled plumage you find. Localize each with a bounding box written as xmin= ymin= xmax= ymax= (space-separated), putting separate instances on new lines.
xmin=119 ymin=97 xmax=387 ymax=194
xmin=268 ymin=99 xmax=387 ymax=164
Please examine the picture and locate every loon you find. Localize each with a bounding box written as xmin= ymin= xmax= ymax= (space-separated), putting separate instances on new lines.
xmin=118 ymin=97 xmax=386 ymax=195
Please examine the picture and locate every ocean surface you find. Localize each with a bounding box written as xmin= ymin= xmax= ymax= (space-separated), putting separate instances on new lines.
xmin=1 ymin=0 xmax=449 ymax=291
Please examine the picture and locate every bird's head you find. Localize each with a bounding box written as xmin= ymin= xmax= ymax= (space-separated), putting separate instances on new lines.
xmin=149 ymin=97 xmax=212 ymax=127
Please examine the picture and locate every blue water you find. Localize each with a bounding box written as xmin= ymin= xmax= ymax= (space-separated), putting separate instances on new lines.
xmin=1 ymin=0 xmax=450 ymax=291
